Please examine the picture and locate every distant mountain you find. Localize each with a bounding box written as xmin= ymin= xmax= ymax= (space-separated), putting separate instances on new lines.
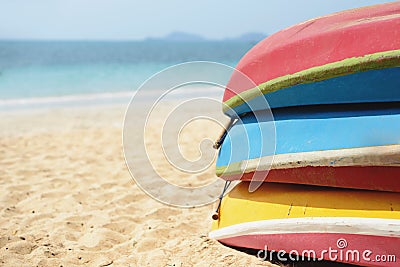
xmin=146 ymin=31 xmax=267 ymax=42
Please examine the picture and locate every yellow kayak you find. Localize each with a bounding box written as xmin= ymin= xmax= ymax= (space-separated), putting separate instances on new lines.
xmin=210 ymin=182 xmax=400 ymax=266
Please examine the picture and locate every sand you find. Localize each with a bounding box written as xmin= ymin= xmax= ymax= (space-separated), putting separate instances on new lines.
xmin=0 ymin=103 xmax=277 ymax=267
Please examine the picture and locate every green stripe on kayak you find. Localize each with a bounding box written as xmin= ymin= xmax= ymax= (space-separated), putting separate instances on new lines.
xmin=223 ymin=49 xmax=400 ymax=113
xmin=216 ymin=163 xmax=241 ymax=177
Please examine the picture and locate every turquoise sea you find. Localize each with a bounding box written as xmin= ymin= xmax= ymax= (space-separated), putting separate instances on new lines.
xmin=0 ymin=41 xmax=254 ymax=102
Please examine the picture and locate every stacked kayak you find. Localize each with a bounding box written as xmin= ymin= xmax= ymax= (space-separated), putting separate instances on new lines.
xmin=210 ymin=2 xmax=400 ymax=266
xmin=211 ymin=183 xmax=400 ymax=266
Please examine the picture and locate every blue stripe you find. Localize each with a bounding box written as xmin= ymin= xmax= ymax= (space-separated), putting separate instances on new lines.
xmin=231 ymin=67 xmax=400 ymax=115
xmin=216 ymin=107 xmax=400 ymax=167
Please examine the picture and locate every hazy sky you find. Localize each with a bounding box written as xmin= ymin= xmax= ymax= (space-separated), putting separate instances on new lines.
xmin=0 ymin=0 xmax=393 ymax=40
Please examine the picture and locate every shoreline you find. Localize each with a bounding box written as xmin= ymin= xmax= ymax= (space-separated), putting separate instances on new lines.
xmin=0 ymin=86 xmax=224 ymax=112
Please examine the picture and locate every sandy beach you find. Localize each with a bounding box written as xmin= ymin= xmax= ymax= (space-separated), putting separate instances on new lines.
xmin=0 ymin=103 xmax=277 ymax=266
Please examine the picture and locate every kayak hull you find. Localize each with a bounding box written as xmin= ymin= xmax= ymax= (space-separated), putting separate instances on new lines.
xmin=210 ymin=182 xmax=400 ymax=266
xmin=215 ymin=232 xmax=399 ymax=267
xmin=223 ymin=2 xmax=400 ymax=116
xmin=216 ymin=106 xmax=400 ymax=191
xmin=222 ymin=166 xmax=400 ymax=193
xmin=228 ymin=67 xmax=400 ymax=116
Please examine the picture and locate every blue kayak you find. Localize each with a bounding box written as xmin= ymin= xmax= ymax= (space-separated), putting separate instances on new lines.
xmin=229 ymin=67 xmax=400 ymax=116
xmin=216 ymin=103 xmax=400 ymax=176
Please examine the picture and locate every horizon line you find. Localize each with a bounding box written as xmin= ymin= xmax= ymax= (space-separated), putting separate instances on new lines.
xmin=0 ymin=31 xmax=268 ymax=43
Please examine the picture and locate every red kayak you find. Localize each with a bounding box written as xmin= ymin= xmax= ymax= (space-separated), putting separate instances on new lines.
xmin=224 ymin=166 xmax=400 ymax=193
xmin=223 ymin=2 xmax=400 ymax=116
